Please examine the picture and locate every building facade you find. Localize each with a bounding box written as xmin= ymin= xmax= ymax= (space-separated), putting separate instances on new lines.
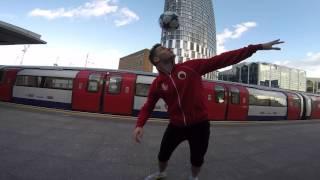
xmin=306 ymin=77 xmax=320 ymax=94
xmin=118 ymin=49 xmax=153 ymax=72
xmin=219 ymin=62 xmax=307 ymax=92
xmin=161 ymin=0 xmax=217 ymax=80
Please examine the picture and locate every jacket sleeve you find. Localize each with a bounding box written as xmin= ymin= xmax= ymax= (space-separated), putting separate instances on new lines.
xmin=136 ymin=79 xmax=160 ymax=128
xmin=183 ymin=44 xmax=263 ymax=75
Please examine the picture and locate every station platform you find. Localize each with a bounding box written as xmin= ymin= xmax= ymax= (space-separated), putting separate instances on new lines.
xmin=0 ymin=102 xmax=320 ymax=180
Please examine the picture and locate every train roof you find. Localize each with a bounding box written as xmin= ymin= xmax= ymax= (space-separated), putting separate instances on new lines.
xmin=17 ymin=69 xmax=79 ymax=78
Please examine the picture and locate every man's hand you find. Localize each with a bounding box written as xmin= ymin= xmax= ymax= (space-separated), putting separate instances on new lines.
xmin=261 ymin=39 xmax=284 ymax=50
xmin=133 ymin=127 xmax=143 ymax=143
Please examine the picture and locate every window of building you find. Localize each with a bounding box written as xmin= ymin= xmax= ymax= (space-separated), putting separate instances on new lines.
xmin=44 ymin=77 xmax=73 ymax=90
xmin=168 ymin=40 xmax=173 ymax=48
xmin=15 ymin=75 xmax=42 ymax=87
xmin=215 ymin=85 xmax=225 ymax=103
xmin=177 ymin=49 xmax=182 ymax=56
xmin=191 ymin=51 xmax=195 ymax=58
xmin=108 ymin=76 xmax=122 ymax=94
xmin=183 ymin=41 xmax=188 ymax=49
xmin=190 ymin=42 xmax=194 ymax=50
xmin=230 ymin=87 xmax=240 ymax=104
xmin=176 ymin=40 xmax=180 ymax=48
xmin=135 ymin=83 xmax=150 ymax=97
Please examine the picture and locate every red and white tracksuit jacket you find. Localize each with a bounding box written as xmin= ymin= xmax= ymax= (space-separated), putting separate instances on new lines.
xmin=136 ymin=44 xmax=263 ymax=127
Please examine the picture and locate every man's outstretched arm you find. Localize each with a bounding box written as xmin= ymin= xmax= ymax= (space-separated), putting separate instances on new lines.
xmin=184 ymin=39 xmax=284 ymax=75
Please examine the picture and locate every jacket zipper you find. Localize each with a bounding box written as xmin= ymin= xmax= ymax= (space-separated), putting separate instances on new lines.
xmin=169 ymin=74 xmax=187 ymax=126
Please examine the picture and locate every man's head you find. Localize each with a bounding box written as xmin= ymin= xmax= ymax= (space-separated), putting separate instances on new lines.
xmin=149 ymin=43 xmax=175 ymax=66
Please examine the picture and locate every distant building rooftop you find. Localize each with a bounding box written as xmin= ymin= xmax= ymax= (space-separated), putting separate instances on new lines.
xmin=0 ymin=20 xmax=46 ymax=45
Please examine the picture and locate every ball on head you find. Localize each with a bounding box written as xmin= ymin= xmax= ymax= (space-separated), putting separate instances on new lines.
xmin=159 ymin=11 xmax=179 ymax=32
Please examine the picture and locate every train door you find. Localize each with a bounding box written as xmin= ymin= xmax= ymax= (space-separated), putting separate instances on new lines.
xmin=102 ymin=72 xmax=136 ymax=115
xmin=226 ymin=86 xmax=248 ymax=121
xmin=72 ymin=70 xmax=106 ymax=112
xmin=310 ymin=96 xmax=320 ymax=119
xmin=0 ymin=68 xmax=19 ymax=101
xmin=286 ymin=92 xmax=301 ymax=120
xmin=204 ymin=82 xmax=228 ymax=120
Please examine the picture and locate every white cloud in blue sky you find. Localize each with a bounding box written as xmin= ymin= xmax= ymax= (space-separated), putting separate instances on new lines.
xmin=114 ymin=7 xmax=139 ymax=27
xmin=217 ymin=22 xmax=257 ymax=54
xmin=28 ymin=0 xmax=139 ymax=26
xmin=283 ymin=52 xmax=320 ymax=77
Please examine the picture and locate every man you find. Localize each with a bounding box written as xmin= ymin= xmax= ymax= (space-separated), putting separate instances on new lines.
xmin=133 ymin=39 xmax=284 ymax=180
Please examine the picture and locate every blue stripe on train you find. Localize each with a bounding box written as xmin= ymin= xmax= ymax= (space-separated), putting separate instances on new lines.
xmin=12 ymin=97 xmax=71 ymax=110
xmin=132 ymin=110 xmax=169 ymax=119
xmin=247 ymin=116 xmax=287 ymax=121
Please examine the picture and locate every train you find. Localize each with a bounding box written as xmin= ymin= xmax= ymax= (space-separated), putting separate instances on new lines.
xmin=1 ymin=65 xmax=320 ymax=121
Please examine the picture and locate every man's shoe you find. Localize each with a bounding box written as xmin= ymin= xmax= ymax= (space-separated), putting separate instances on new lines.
xmin=144 ymin=172 xmax=167 ymax=180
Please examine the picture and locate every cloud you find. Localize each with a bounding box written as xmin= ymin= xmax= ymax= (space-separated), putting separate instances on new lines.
xmin=28 ymin=0 xmax=139 ymax=26
xmin=217 ymin=22 xmax=257 ymax=54
xmin=0 ymin=45 xmax=122 ymax=70
xmin=272 ymin=52 xmax=320 ymax=77
xmin=114 ymin=8 xmax=139 ymax=27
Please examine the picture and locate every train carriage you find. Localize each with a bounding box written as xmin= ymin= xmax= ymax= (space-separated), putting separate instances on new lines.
xmin=12 ymin=69 xmax=78 ymax=109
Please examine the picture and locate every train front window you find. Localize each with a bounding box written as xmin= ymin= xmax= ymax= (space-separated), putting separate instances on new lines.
xmin=215 ymin=85 xmax=225 ymax=103
xmin=108 ymin=76 xmax=122 ymax=94
xmin=15 ymin=75 xmax=41 ymax=87
xmin=136 ymin=83 xmax=150 ymax=97
xmin=230 ymin=87 xmax=240 ymax=104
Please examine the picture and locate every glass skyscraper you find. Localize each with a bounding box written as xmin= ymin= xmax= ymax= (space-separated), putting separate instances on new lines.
xmin=161 ymin=0 xmax=217 ymax=80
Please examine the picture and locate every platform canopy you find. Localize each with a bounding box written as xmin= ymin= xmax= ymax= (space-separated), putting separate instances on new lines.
xmin=0 ymin=20 xmax=46 ymax=45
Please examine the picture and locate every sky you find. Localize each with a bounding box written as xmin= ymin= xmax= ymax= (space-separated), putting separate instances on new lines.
xmin=0 ymin=0 xmax=320 ymax=77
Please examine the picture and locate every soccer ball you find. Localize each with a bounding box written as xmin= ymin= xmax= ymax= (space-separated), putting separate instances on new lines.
xmin=159 ymin=11 xmax=180 ymax=32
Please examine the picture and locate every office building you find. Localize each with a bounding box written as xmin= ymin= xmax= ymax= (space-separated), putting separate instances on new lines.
xmin=219 ymin=62 xmax=307 ymax=92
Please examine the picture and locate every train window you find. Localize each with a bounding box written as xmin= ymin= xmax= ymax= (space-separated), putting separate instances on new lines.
xmin=88 ymin=74 xmax=102 ymax=92
xmin=15 ymin=75 xmax=41 ymax=87
xmin=136 ymin=83 xmax=150 ymax=97
xmin=88 ymin=81 xmax=99 ymax=92
xmin=230 ymin=87 xmax=240 ymax=104
xmin=270 ymin=97 xmax=286 ymax=107
xmin=249 ymin=94 xmax=270 ymax=106
xmin=108 ymin=76 xmax=122 ymax=94
xmin=0 ymin=70 xmax=4 ymax=84
xmin=44 ymin=77 xmax=73 ymax=90
xmin=215 ymin=85 xmax=225 ymax=103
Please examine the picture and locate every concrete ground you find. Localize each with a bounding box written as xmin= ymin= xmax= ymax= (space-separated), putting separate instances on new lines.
xmin=0 ymin=102 xmax=320 ymax=180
